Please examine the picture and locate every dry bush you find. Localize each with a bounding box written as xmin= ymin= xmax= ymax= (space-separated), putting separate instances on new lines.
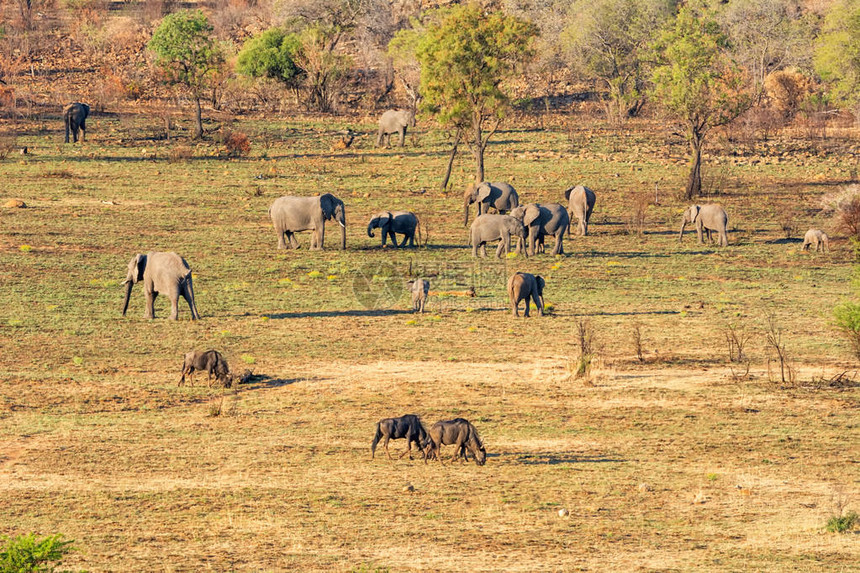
xmin=631 ymin=323 xmax=644 ymax=362
xmin=569 ymin=319 xmax=595 ymax=381
xmin=821 ymin=184 xmax=860 ymax=239
xmin=168 ymin=145 xmax=193 ymax=163
xmin=724 ymin=322 xmax=751 ymax=363
xmin=139 ymin=0 xmax=176 ymax=22
xmin=223 ymin=131 xmax=251 ymax=157
xmin=0 ymin=136 xmax=17 ymax=160
xmin=625 ymin=192 xmax=650 ymax=235
xmin=765 ymin=68 xmax=815 ymax=120
xmin=765 ymin=314 xmax=796 ymax=386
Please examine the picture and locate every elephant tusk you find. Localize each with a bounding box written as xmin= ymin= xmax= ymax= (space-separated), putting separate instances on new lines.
xmin=338 ymin=220 xmax=346 ymax=228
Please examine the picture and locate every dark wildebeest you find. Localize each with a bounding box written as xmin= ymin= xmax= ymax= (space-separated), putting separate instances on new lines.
xmin=371 ymin=414 xmax=428 ymax=460
xmin=424 ymin=418 xmax=486 ymax=466
xmin=178 ymin=350 xmax=232 ymax=388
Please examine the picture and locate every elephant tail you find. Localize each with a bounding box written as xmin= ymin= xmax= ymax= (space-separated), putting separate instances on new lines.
xmin=415 ymin=214 xmax=424 ymax=247
xmin=370 ymin=422 xmax=382 ymax=458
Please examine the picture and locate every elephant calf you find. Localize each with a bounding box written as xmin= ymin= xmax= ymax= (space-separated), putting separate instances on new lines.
xmin=179 ymin=350 xmax=232 ymax=388
xmin=408 ymin=279 xmax=429 ymax=313
xmin=367 ymin=211 xmax=419 ymax=247
xmin=507 ymin=272 xmax=545 ymax=317
xmin=803 ymin=229 xmax=829 ymax=252
xmin=377 ymin=109 xmax=414 ymax=147
xmin=679 ymin=204 xmax=729 ymax=247
xmin=469 ymin=214 xmax=526 ymax=258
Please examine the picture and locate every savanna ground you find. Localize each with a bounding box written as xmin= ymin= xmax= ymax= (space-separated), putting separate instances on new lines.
xmin=1 ymin=110 xmax=859 ymax=571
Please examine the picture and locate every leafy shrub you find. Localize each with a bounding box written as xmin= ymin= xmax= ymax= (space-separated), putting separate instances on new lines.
xmin=0 ymin=533 xmax=75 ymax=573
xmin=223 ymin=131 xmax=251 ymax=157
xmin=834 ymin=302 xmax=860 ymax=360
xmin=826 ymin=510 xmax=858 ymax=533
xmin=764 ymin=68 xmax=814 ymax=120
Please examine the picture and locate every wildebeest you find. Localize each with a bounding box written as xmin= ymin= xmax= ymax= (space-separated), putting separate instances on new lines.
xmin=371 ymin=414 xmax=428 ymax=460
xmin=424 ymin=418 xmax=486 ymax=466
xmin=178 ymin=350 xmax=232 ymax=388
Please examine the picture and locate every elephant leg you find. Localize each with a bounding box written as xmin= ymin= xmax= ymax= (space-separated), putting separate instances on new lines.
xmin=523 ymin=295 xmax=530 ymax=317
xmin=554 ymin=233 xmax=563 ymax=256
xmin=79 ymin=123 xmax=86 ymax=143
xmin=480 ymin=243 xmax=487 ymax=258
xmin=376 ymin=129 xmax=384 ymax=147
xmin=399 ymin=128 xmax=406 ymax=147
xmin=511 ymin=294 xmax=519 ymax=317
xmin=696 ymin=224 xmax=704 ymax=245
xmin=286 ymin=231 xmax=300 ymax=249
xmin=399 ymin=233 xmax=408 ymax=247
xmin=388 ymin=230 xmax=398 ymax=247
xmin=168 ymin=294 xmax=179 ymax=321
xmin=275 ymin=226 xmax=287 ymax=249
xmin=182 ymin=282 xmax=199 ymax=320
xmin=144 ymin=289 xmax=156 ymax=319
xmin=495 ymin=239 xmax=506 ymax=259
xmin=312 ymin=226 xmax=325 ymax=251
xmin=533 ymin=292 xmax=543 ymax=316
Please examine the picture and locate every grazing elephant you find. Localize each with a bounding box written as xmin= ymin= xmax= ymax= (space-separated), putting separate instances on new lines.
xmin=408 ymin=279 xmax=429 ymax=313
xmin=679 ymin=204 xmax=729 ymax=247
xmin=367 ymin=211 xmax=419 ymax=248
xmin=469 ymin=214 xmax=526 ymax=258
xmin=463 ymin=182 xmax=519 ymax=226
xmin=269 ymin=193 xmax=346 ymax=250
xmin=510 ymin=203 xmax=570 ymax=256
xmin=564 ymin=185 xmax=596 ymax=236
xmin=121 ymin=251 xmax=200 ymax=320
xmin=507 ymin=272 xmax=545 ymax=317
xmin=803 ymin=229 xmax=829 ymax=252
xmin=179 ymin=350 xmax=232 ymax=388
xmin=377 ymin=109 xmax=414 ymax=147
xmin=63 ymin=102 xmax=89 ymax=143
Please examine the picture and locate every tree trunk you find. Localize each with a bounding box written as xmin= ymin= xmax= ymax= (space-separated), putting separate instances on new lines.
xmin=440 ymin=129 xmax=461 ymax=191
xmin=193 ymin=97 xmax=203 ymax=140
xmin=685 ymin=132 xmax=704 ymax=200
xmin=473 ymin=120 xmax=485 ymax=184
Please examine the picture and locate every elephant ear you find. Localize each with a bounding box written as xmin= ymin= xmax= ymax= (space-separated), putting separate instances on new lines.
xmin=563 ymin=187 xmax=576 ymax=201
xmin=690 ymin=205 xmax=701 ymax=223
xmin=126 ymin=253 xmax=145 ymax=284
xmin=82 ymin=103 xmax=90 ymax=117
xmin=476 ymin=183 xmax=493 ymax=203
xmin=535 ymin=276 xmax=545 ymax=295
xmin=320 ymin=193 xmax=337 ymax=220
xmin=524 ymin=205 xmax=542 ymax=227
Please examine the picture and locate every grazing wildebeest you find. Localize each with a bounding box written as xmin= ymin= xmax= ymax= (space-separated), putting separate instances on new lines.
xmin=178 ymin=350 xmax=232 ymax=388
xmin=424 ymin=418 xmax=486 ymax=466
xmin=371 ymin=414 xmax=428 ymax=460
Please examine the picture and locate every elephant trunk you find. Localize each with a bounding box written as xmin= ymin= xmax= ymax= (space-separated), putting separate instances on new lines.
xmin=463 ymin=202 xmax=471 ymax=227
xmin=121 ymin=279 xmax=133 ymax=316
xmin=367 ymin=220 xmax=376 ymax=238
xmin=678 ymin=220 xmax=687 ymax=241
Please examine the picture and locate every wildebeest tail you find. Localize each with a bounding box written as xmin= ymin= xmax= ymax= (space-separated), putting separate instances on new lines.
xmin=370 ymin=422 xmax=382 ymax=457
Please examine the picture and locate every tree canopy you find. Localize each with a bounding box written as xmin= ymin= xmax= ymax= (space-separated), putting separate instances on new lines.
xmin=236 ymin=28 xmax=303 ymax=87
xmin=815 ymin=0 xmax=860 ymax=117
xmin=148 ymin=10 xmax=223 ymax=138
xmin=650 ymin=3 xmax=751 ymax=199
xmin=413 ymin=3 xmax=538 ymax=183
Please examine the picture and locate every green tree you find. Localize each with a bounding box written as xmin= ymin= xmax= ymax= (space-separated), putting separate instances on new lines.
xmin=815 ymin=0 xmax=860 ymax=121
xmin=414 ymin=3 xmax=538 ymax=184
xmin=0 ymin=533 xmax=75 ymax=573
xmin=650 ymin=4 xmax=751 ymax=199
xmin=237 ymin=28 xmax=302 ymax=85
xmin=563 ymin=0 xmax=674 ymax=123
xmin=148 ymin=10 xmax=223 ymax=139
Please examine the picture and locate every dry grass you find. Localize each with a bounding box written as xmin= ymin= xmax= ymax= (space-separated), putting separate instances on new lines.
xmin=0 ymin=112 xmax=858 ymax=571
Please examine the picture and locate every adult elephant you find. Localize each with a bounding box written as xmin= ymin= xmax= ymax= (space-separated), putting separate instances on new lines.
xmin=463 ymin=182 xmax=519 ymax=226
xmin=679 ymin=204 xmax=729 ymax=247
xmin=564 ymin=185 xmax=596 ymax=236
xmin=367 ymin=211 xmax=419 ymax=248
xmin=469 ymin=214 xmax=526 ymax=259
xmin=510 ymin=203 xmax=570 ymax=256
xmin=269 ymin=193 xmax=346 ymax=250
xmin=377 ymin=109 xmax=414 ymax=147
xmin=121 ymin=252 xmax=200 ymax=320
xmin=63 ymin=102 xmax=90 ymax=143
xmin=507 ymin=272 xmax=545 ymax=317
